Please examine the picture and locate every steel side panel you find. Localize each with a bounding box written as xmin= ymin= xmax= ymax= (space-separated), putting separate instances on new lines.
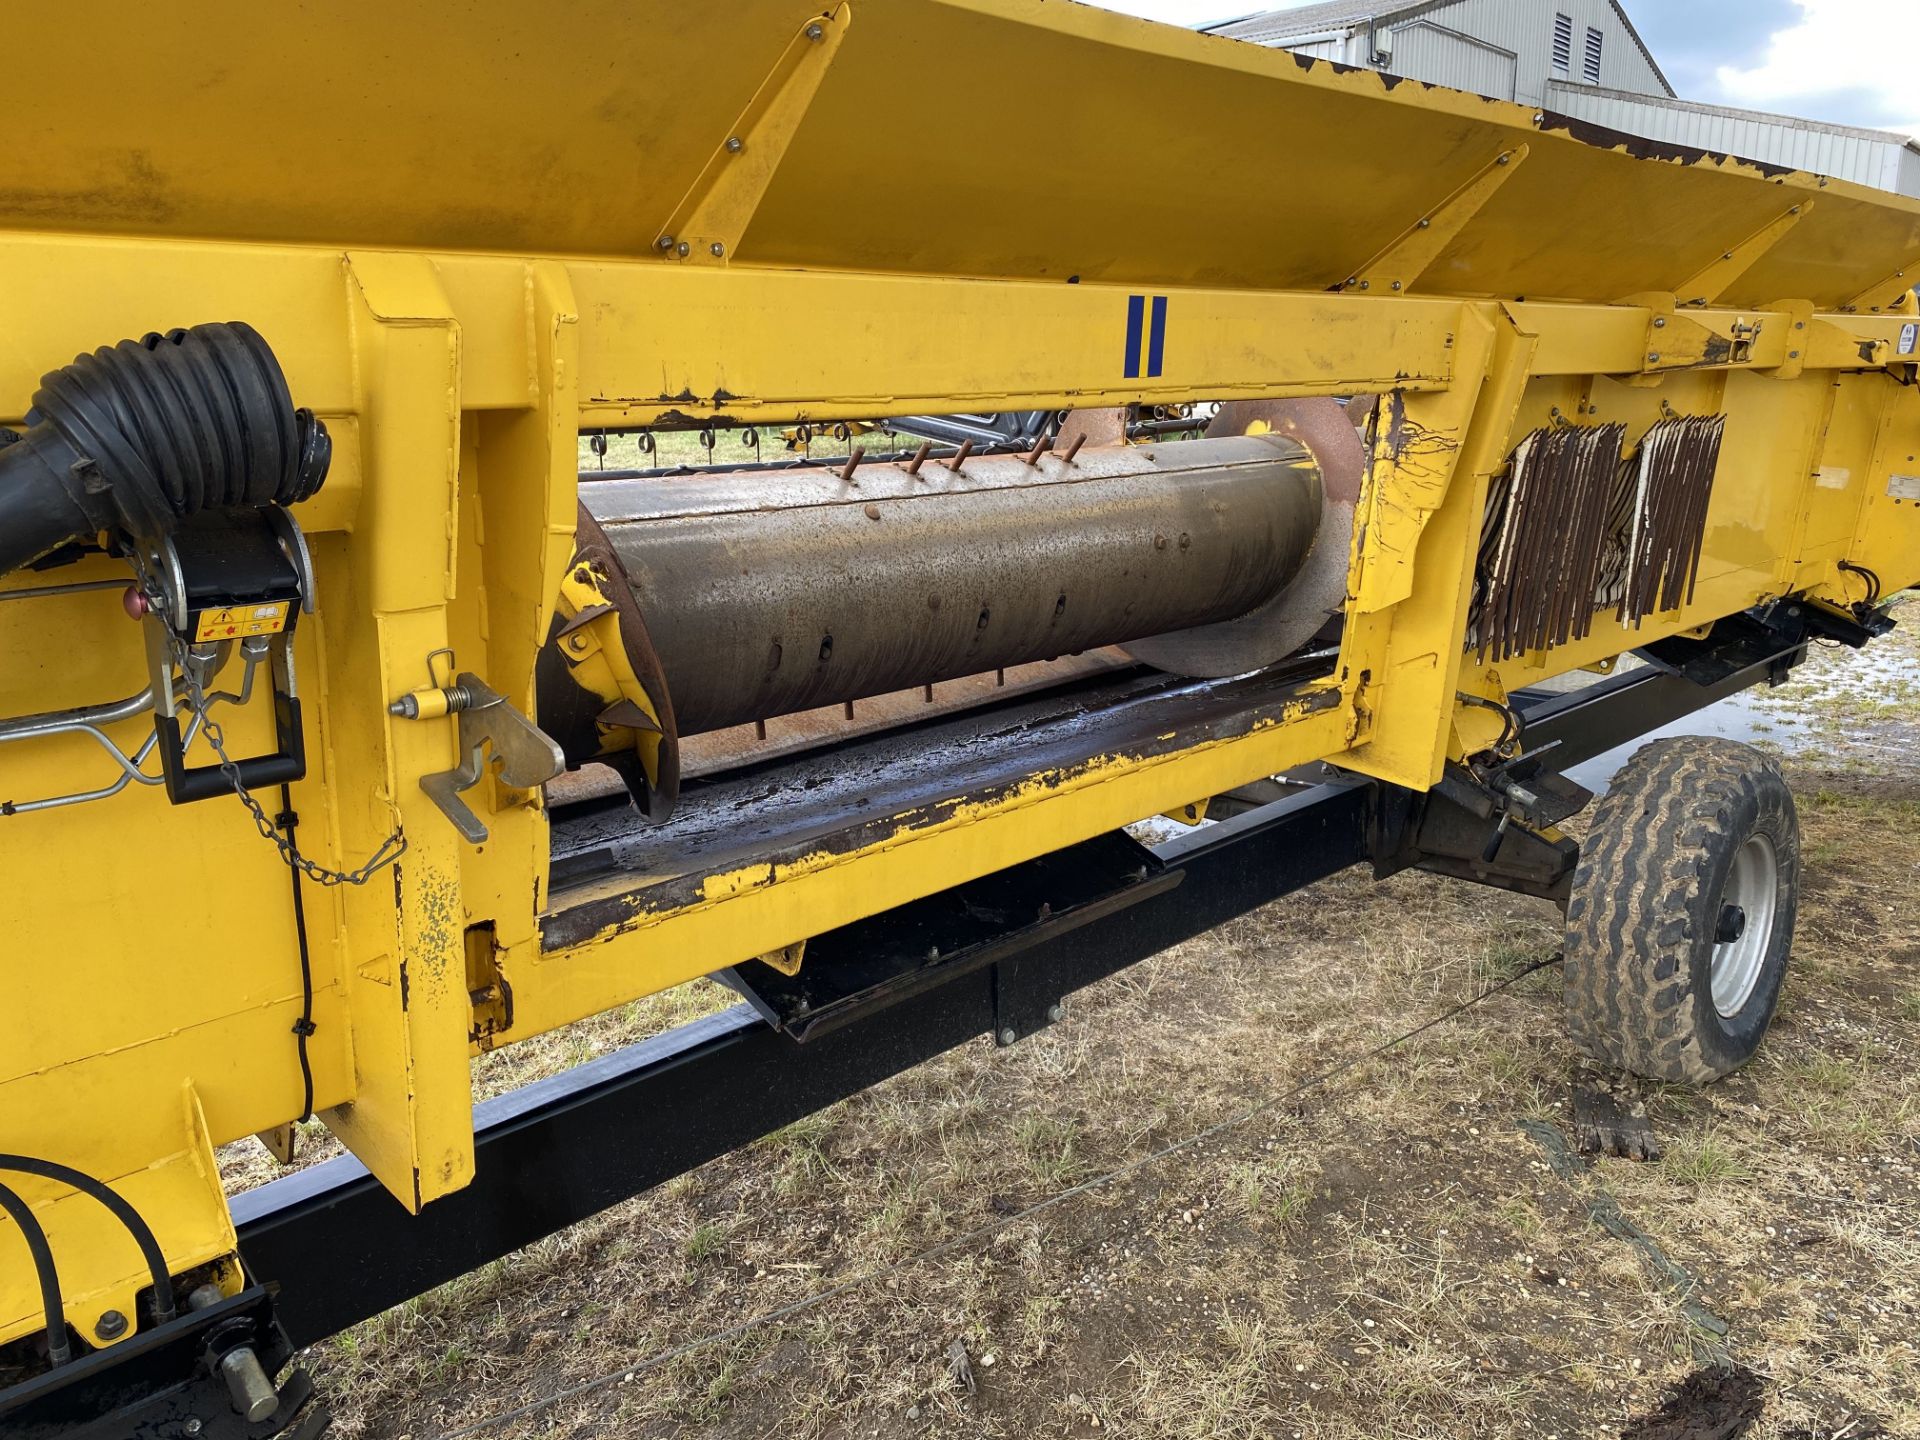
xmin=5 ymin=1 xmax=1920 ymax=308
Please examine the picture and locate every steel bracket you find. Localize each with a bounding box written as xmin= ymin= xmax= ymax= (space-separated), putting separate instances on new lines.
xmin=1842 ymin=256 xmax=1920 ymax=315
xmin=1617 ymin=294 xmax=1760 ymax=377
xmin=419 ymin=674 xmax=564 ymax=844
xmin=1340 ymin=145 xmax=1529 ymax=296
xmin=1676 ymin=201 xmax=1811 ymax=308
xmin=0 ymin=1286 xmax=324 ymax=1440
xmin=1368 ymin=760 xmax=1587 ymax=904
xmin=654 ymin=4 xmax=852 ymax=264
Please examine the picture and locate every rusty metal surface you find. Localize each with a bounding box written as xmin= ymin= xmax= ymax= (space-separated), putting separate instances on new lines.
xmin=1472 ymin=416 xmax=1727 ymax=663
xmin=678 ymin=651 xmax=1134 ymax=778
xmin=569 ymin=503 xmax=683 ymax=821
xmin=1126 ymin=398 xmax=1362 ymax=676
xmin=541 ymin=651 xmax=1341 ymax=941
xmin=1473 ymin=423 xmax=1628 ymax=663
xmin=545 ymin=651 xmax=1141 ymax=807
xmin=1616 ymin=416 xmax=1726 ymax=626
xmin=581 ymin=435 xmax=1321 ymax=735
xmin=1053 ymin=408 xmax=1129 ymax=451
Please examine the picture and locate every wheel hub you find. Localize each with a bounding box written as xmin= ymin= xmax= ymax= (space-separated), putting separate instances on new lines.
xmin=1710 ymin=835 xmax=1777 ymax=1018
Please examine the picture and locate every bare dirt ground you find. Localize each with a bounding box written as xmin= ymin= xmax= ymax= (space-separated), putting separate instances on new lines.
xmin=227 ymin=604 xmax=1920 ymax=1440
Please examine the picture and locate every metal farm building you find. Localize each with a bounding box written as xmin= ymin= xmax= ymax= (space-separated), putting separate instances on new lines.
xmin=1210 ymin=0 xmax=1920 ymax=198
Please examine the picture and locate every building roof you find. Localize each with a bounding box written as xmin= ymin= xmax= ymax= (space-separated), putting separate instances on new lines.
xmin=1208 ymin=1 xmax=1676 ymax=98
xmin=1545 ymin=80 xmax=1920 ymax=156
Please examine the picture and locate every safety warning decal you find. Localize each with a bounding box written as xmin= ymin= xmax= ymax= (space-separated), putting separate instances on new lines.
xmin=1899 ymin=322 xmax=1918 ymax=357
xmin=194 ymin=601 xmax=292 ymax=642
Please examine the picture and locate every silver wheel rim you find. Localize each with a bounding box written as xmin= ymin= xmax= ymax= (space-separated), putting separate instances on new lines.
xmin=1711 ymin=834 xmax=1777 ymax=1018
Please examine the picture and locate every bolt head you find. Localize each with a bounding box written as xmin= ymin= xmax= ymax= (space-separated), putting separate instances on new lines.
xmin=1653 ymin=317 xmax=1667 ymax=328
xmin=805 ymin=22 xmax=824 ymax=39
xmin=1046 ymin=1003 xmax=1064 ymax=1024
xmin=656 ymin=234 xmax=675 ymax=252
xmin=1648 ymin=353 xmax=1661 ymax=364
xmin=997 ymin=1028 xmax=1017 ymax=1047
xmin=94 ymin=1309 xmax=127 ymax=1341
xmin=725 ymin=135 xmax=744 ymax=153
xmin=710 ymin=241 xmax=725 ymax=257
xmin=184 ymin=1421 xmax=204 ymax=1438
xmin=676 ymin=241 xmax=691 ymax=257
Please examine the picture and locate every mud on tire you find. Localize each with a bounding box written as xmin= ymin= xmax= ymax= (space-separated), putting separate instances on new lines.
xmin=1563 ymin=736 xmax=1800 ymax=1084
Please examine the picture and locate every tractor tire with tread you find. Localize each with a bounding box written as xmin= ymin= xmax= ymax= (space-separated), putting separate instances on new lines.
xmin=1564 ymin=736 xmax=1799 ymax=1085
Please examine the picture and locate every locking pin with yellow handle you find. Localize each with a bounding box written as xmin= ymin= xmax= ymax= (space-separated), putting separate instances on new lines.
xmin=387 ymin=648 xmax=471 ymax=721
xmin=389 ymin=649 xmax=565 ymax=844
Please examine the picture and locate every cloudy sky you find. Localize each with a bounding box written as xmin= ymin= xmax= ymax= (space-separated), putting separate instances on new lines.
xmin=1083 ymin=0 xmax=1920 ymax=139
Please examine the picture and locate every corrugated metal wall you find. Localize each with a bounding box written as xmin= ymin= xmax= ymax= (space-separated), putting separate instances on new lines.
xmin=1897 ymin=147 xmax=1920 ymax=200
xmin=1391 ymin=21 xmax=1518 ymax=102
xmin=1405 ymin=0 xmax=1665 ymax=105
xmin=1544 ymin=83 xmax=1920 ymax=198
xmin=1212 ymin=0 xmax=1667 ymax=104
xmin=1212 ymin=2 xmax=1920 ymax=200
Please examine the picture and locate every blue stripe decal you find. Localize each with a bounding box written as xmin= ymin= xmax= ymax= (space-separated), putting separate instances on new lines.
xmin=1147 ymin=295 xmax=1168 ymax=378
xmin=1123 ymin=294 xmax=1146 ymax=379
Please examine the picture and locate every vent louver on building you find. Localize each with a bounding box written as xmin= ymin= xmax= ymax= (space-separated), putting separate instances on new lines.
xmin=1584 ymin=27 xmax=1604 ymax=84
xmin=1552 ymin=13 xmax=1574 ymax=77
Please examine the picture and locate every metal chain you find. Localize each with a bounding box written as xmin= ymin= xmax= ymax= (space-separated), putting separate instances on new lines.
xmin=173 ymin=639 xmax=406 ymax=886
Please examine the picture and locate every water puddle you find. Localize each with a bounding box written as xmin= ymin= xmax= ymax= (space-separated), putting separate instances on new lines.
xmin=1568 ymin=646 xmax=1917 ymax=793
xmin=1566 ymin=690 xmax=1816 ymax=794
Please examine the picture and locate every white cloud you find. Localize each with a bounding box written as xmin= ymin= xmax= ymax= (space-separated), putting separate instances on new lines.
xmin=1715 ymin=0 xmax=1920 ymax=138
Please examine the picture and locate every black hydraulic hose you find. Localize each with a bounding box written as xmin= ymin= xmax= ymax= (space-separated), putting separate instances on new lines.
xmin=0 ymin=1155 xmax=176 ymax=1323
xmin=0 ymin=322 xmax=330 ymax=575
xmin=0 ymin=1178 xmax=70 ymax=1365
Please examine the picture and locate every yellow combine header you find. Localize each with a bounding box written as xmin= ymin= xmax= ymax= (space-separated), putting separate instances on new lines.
xmin=1 ymin=3 xmax=1915 ymax=1432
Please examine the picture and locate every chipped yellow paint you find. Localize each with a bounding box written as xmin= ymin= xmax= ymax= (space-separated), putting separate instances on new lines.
xmin=5 ymin=0 xmax=1920 ymax=1354
xmin=515 ymin=699 xmax=1354 ymax=1038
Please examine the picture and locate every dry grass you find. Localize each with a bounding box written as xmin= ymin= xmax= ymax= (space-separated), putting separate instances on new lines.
xmin=220 ymin=609 xmax=1920 ymax=1439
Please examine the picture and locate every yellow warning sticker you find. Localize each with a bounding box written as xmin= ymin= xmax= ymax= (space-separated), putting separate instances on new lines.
xmin=193 ymin=601 xmax=292 ymax=642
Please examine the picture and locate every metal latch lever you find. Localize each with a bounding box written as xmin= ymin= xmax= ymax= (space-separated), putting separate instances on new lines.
xmin=394 ymin=667 xmax=563 ymax=843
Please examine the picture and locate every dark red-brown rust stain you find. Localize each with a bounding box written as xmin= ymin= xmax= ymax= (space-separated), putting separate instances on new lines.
xmin=1537 ymin=111 xmax=1798 ymax=178
xmin=1290 ymin=51 xmax=1365 ymax=80
xmin=1620 ymin=1367 xmax=1766 ymax=1440
xmin=650 ymin=408 xmax=748 ymax=428
xmin=1381 ymin=391 xmax=1411 ymax=460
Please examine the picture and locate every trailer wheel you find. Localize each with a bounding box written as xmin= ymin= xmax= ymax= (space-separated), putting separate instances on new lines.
xmin=1564 ymin=737 xmax=1799 ymax=1084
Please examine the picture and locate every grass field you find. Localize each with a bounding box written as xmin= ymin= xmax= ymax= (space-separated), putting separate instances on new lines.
xmin=223 ymin=602 xmax=1920 ymax=1440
